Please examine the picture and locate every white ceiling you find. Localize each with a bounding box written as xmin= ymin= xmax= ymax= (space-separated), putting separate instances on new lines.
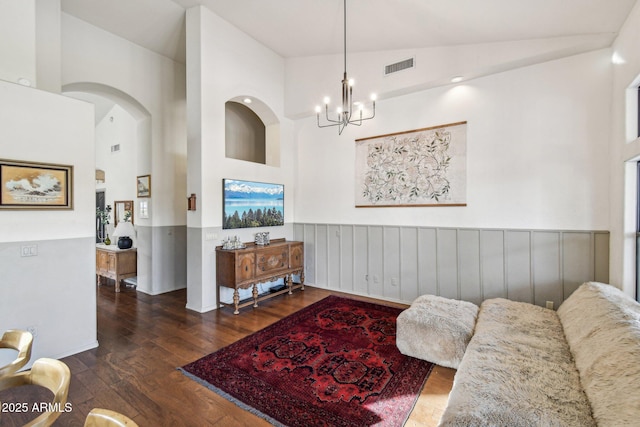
xmin=61 ymin=0 xmax=638 ymax=65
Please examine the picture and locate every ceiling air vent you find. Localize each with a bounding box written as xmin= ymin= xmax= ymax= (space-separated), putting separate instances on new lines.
xmin=384 ymin=57 xmax=415 ymax=76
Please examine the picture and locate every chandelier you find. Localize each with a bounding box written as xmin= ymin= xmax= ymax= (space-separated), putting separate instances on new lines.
xmin=316 ymin=0 xmax=376 ymax=135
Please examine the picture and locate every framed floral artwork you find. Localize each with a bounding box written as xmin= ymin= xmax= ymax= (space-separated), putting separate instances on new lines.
xmin=355 ymin=122 xmax=467 ymax=207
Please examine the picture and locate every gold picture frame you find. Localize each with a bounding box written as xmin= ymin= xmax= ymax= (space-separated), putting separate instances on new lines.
xmin=114 ymin=200 xmax=134 ymax=226
xmin=136 ymin=175 xmax=151 ymax=198
xmin=0 ymin=159 xmax=73 ymax=210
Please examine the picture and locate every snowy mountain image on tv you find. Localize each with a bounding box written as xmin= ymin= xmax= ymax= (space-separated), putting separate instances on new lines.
xmin=223 ymin=179 xmax=284 ymax=229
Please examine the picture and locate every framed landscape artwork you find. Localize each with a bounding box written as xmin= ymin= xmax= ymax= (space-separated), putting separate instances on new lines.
xmin=355 ymin=121 xmax=467 ymax=207
xmin=223 ymin=179 xmax=284 ymax=229
xmin=0 ymin=159 xmax=73 ymax=210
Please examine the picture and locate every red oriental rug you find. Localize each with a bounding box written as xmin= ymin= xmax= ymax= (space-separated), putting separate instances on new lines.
xmin=180 ymin=296 xmax=433 ymax=427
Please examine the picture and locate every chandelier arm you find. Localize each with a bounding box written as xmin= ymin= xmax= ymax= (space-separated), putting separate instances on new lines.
xmin=323 ymin=104 xmax=342 ymax=124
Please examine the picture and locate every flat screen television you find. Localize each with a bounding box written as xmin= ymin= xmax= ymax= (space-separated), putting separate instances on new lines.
xmin=222 ymin=179 xmax=284 ymax=229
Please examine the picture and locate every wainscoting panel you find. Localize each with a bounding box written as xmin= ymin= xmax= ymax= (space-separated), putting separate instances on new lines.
xmin=532 ymin=232 xmax=562 ymax=308
xmin=437 ymin=229 xmax=458 ymax=300
xmin=294 ymin=224 xmax=609 ymax=307
xmin=354 ymin=226 xmax=368 ymax=295
xmin=480 ymin=230 xmax=506 ymax=300
xmin=505 ymin=231 xmax=533 ymax=303
xmin=417 ymin=228 xmax=438 ymax=298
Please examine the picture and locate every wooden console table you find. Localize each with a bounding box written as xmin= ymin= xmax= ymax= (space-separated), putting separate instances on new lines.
xmin=96 ymin=244 xmax=137 ymax=292
xmin=216 ymin=239 xmax=304 ymax=314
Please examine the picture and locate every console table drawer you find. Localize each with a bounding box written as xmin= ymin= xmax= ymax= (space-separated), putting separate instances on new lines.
xmin=256 ymin=247 xmax=288 ymax=273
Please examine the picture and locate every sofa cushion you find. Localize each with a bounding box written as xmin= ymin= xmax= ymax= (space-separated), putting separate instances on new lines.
xmin=557 ymin=282 xmax=640 ymax=426
xmin=439 ymin=298 xmax=595 ymax=427
xmin=396 ymin=294 xmax=478 ymax=369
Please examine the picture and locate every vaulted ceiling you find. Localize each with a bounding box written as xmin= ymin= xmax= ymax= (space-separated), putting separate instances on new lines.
xmin=61 ymin=0 xmax=637 ymax=65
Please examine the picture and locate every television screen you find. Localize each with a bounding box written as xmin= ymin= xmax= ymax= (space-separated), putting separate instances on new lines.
xmin=223 ymin=179 xmax=284 ymax=229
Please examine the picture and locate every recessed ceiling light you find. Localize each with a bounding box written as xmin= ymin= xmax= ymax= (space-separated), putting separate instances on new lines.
xmin=243 ymin=98 xmax=252 ymax=104
xmin=451 ymin=76 xmax=464 ymax=83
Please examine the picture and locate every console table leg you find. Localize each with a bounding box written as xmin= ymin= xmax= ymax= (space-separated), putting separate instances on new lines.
xmin=252 ymin=284 xmax=259 ymax=308
xmin=233 ymin=289 xmax=240 ymax=315
xmin=300 ymin=271 xmax=305 ymax=290
xmin=287 ymin=275 xmax=293 ymax=295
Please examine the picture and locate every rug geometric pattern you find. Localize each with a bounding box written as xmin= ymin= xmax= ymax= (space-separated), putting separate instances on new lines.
xmin=180 ymin=296 xmax=433 ymax=427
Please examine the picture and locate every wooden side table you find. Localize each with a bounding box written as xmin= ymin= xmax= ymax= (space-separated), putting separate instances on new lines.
xmin=96 ymin=244 xmax=137 ymax=292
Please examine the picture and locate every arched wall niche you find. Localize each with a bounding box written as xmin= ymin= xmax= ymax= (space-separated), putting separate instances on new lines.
xmin=226 ymin=96 xmax=280 ymax=167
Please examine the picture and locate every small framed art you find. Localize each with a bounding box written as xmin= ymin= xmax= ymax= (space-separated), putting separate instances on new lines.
xmin=137 ymin=175 xmax=151 ymax=198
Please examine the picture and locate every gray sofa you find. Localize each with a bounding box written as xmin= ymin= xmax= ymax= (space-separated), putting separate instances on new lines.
xmin=399 ymin=282 xmax=640 ymax=426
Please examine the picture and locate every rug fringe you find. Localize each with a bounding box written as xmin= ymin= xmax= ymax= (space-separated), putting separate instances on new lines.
xmin=177 ymin=368 xmax=287 ymax=427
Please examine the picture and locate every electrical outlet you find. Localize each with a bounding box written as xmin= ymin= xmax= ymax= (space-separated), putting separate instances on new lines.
xmin=546 ymin=301 xmax=554 ymax=310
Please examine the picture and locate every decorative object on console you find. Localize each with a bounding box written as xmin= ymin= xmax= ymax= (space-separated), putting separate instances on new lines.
xmin=355 ymin=121 xmax=468 ymax=207
xmin=180 ymin=296 xmax=432 ymax=427
xmin=254 ymin=231 xmax=270 ymax=245
xmin=315 ymin=0 xmax=376 ymax=135
xmin=136 ymin=175 xmax=151 ymax=198
xmin=113 ymin=221 xmax=135 ymax=249
xmin=222 ymin=179 xmax=284 ymax=229
xmin=0 ymin=159 xmax=73 ymax=210
xmin=222 ymin=236 xmax=246 ymax=250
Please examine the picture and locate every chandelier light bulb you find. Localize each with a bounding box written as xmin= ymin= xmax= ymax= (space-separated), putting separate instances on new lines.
xmin=370 ymin=94 xmax=377 ymax=101
xmin=323 ymin=96 xmax=331 ymax=105
xmin=337 ymin=106 xmax=343 ymax=114
xmin=315 ymin=105 xmax=322 ymax=113
xmin=349 ymin=79 xmax=355 ymax=86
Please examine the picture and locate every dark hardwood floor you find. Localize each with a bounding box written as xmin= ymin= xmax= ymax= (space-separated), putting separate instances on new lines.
xmin=0 ymin=283 xmax=454 ymax=426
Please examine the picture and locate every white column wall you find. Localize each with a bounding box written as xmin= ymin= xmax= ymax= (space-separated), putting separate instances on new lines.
xmin=185 ymin=6 xmax=296 ymax=312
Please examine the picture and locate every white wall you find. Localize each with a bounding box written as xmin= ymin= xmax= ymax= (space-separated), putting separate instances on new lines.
xmin=0 ymin=0 xmax=36 ymax=87
xmin=95 ymin=104 xmax=138 ymax=236
xmin=185 ymin=6 xmax=296 ymax=312
xmin=0 ymin=80 xmax=97 ymax=362
xmin=294 ymin=50 xmax=611 ymax=232
xmin=61 ymin=13 xmax=187 ymax=228
xmin=609 ymin=0 xmax=640 ymax=297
